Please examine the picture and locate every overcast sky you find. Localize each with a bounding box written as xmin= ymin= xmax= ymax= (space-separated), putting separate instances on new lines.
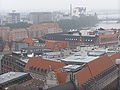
xmin=0 ymin=0 xmax=119 ymax=11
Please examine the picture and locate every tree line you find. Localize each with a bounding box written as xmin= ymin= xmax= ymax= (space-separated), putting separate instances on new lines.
xmin=57 ymin=15 xmax=98 ymax=31
xmin=0 ymin=22 xmax=32 ymax=29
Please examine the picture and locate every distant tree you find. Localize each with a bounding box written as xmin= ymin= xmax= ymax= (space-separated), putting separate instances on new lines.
xmin=57 ymin=15 xmax=98 ymax=31
xmin=1 ymin=22 xmax=32 ymax=29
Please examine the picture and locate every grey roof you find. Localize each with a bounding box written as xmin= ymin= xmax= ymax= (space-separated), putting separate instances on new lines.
xmin=61 ymin=51 xmax=99 ymax=64
xmin=0 ymin=55 xmax=4 ymax=61
xmin=87 ymin=51 xmax=106 ymax=56
xmin=0 ymin=72 xmax=28 ymax=84
xmin=45 ymin=81 xmax=76 ymax=90
xmin=61 ymin=56 xmax=98 ymax=63
xmin=62 ymin=65 xmax=85 ymax=72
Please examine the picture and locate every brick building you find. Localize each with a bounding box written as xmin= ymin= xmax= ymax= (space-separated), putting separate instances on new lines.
xmin=29 ymin=23 xmax=62 ymax=37
xmin=0 ymin=72 xmax=44 ymax=90
xmin=0 ymin=27 xmax=10 ymax=41
xmin=96 ymin=33 xmax=118 ymax=47
xmin=25 ymin=57 xmax=68 ymax=88
xmin=0 ymin=53 xmax=26 ymax=74
xmin=9 ymin=28 xmax=28 ymax=41
xmin=45 ymin=40 xmax=68 ymax=51
xmin=44 ymin=31 xmax=82 ymax=49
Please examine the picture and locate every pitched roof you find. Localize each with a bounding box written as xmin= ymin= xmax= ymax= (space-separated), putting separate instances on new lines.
xmin=75 ymin=55 xmax=115 ymax=84
xmin=54 ymin=69 xmax=68 ymax=84
xmin=75 ymin=66 xmax=92 ymax=84
xmin=46 ymin=81 xmax=76 ymax=90
xmin=99 ymin=34 xmax=117 ymax=38
xmin=45 ymin=40 xmax=68 ymax=49
xmin=110 ymin=53 xmax=120 ymax=64
xmin=30 ymin=23 xmax=57 ymax=29
xmin=23 ymin=38 xmax=34 ymax=46
xmin=23 ymin=37 xmax=43 ymax=46
xmin=25 ymin=57 xmax=67 ymax=84
xmin=87 ymin=55 xmax=114 ymax=77
xmin=25 ymin=57 xmax=65 ymax=70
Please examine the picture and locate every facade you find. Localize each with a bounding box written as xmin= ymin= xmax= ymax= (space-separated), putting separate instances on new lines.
xmin=7 ymin=13 xmax=20 ymax=24
xmin=44 ymin=31 xmax=82 ymax=49
xmin=0 ymin=27 xmax=10 ymax=41
xmin=29 ymin=23 xmax=62 ymax=37
xmin=14 ymin=41 xmax=29 ymax=51
xmin=45 ymin=40 xmax=68 ymax=51
xmin=64 ymin=53 xmax=120 ymax=90
xmin=9 ymin=28 xmax=28 ymax=41
xmin=0 ymin=72 xmax=44 ymax=90
xmin=25 ymin=57 xmax=68 ymax=88
xmin=0 ymin=72 xmax=32 ymax=89
xmin=96 ymin=33 xmax=118 ymax=47
xmin=0 ymin=23 xmax=62 ymax=41
xmin=29 ymin=12 xmax=53 ymax=24
xmin=82 ymin=35 xmax=98 ymax=45
xmin=23 ymin=37 xmax=45 ymax=47
xmin=0 ymin=54 xmax=26 ymax=74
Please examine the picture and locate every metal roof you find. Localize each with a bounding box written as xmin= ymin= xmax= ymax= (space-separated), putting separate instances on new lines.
xmin=61 ymin=51 xmax=99 ymax=63
xmin=0 ymin=72 xmax=28 ymax=84
xmin=62 ymin=65 xmax=85 ymax=72
xmin=61 ymin=56 xmax=98 ymax=63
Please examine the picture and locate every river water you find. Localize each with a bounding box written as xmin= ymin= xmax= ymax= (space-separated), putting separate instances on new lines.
xmin=94 ymin=14 xmax=120 ymax=29
xmin=95 ymin=21 xmax=120 ymax=29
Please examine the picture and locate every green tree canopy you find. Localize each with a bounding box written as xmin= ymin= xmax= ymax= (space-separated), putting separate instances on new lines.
xmin=57 ymin=15 xmax=98 ymax=31
xmin=1 ymin=22 xmax=32 ymax=29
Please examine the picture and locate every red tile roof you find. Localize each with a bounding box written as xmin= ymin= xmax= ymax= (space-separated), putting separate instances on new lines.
xmin=87 ymin=55 xmax=114 ymax=77
xmin=99 ymin=34 xmax=117 ymax=38
xmin=23 ymin=38 xmax=34 ymax=46
xmin=45 ymin=40 xmax=68 ymax=49
xmin=76 ymin=66 xmax=92 ymax=84
xmin=25 ymin=57 xmax=67 ymax=84
xmin=110 ymin=53 xmax=120 ymax=64
xmin=30 ymin=23 xmax=57 ymax=29
xmin=75 ymin=55 xmax=115 ymax=84
xmin=54 ymin=69 xmax=68 ymax=83
xmin=25 ymin=57 xmax=65 ymax=71
xmin=23 ymin=37 xmax=43 ymax=46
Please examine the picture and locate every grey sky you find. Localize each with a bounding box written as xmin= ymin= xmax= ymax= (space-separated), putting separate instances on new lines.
xmin=0 ymin=0 xmax=119 ymax=11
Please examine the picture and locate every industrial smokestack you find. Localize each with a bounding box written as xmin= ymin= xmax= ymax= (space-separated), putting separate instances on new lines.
xmin=70 ymin=4 xmax=72 ymax=16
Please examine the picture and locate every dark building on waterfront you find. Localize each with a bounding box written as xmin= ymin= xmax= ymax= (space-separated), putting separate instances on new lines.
xmin=44 ymin=31 xmax=82 ymax=49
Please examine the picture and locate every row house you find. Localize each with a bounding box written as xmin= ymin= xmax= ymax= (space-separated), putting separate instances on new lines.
xmin=25 ymin=57 xmax=68 ymax=88
xmin=0 ymin=23 xmax=62 ymax=41
xmin=44 ymin=31 xmax=82 ymax=49
xmin=24 ymin=53 xmax=120 ymax=90
xmin=96 ymin=33 xmax=118 ymax=48
xmin=23 ymin=37 xmax=68 ymax=51
xmin=82 ymin=35 xmax=98 ymax=45
xmin=0 ymin=27 xmax=10 ymax=41
xmin=9 ymin=28 xmax=28 ymax=41
xmin=29 ymin=23 xmax=63 ymax=37
xmin=0 ymin=53 xmax=26 ymax=75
